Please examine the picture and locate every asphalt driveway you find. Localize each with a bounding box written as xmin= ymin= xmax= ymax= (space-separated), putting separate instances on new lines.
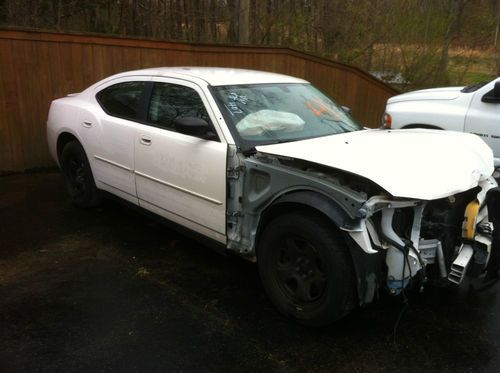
xmin=0 ymin=171 xmax=499 ymax=372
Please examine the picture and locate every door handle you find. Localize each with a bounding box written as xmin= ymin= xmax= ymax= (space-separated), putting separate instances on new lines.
xmin=140 ymin=135 xmax=152 ymax=146
xmin=82 ymin=121 xmax=92 ymax=128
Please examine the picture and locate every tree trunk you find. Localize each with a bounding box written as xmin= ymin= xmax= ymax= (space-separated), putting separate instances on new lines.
xmin=239 ymin=0 xmax=250 ymax=44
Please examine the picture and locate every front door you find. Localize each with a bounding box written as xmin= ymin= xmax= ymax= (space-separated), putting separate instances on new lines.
xmin=134 ymin=79 xmax=227 ymax=243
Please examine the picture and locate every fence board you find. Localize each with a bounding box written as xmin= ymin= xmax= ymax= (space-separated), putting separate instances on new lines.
xmin=0 ymin=28 xmax=397 ymax=172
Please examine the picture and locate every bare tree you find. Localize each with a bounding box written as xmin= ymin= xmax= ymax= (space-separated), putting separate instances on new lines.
xmin=2 ymin=0 xmax=497 ymax=89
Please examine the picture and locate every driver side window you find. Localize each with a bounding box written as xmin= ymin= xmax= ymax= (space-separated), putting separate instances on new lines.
xmin=147 ymin=82 xmax=217 ymax=140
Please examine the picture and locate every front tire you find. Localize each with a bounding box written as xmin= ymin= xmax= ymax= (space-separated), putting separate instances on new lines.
xmin=257 ymin=212 xmax=357 ymax=326
xmin=60 ymin=141 xmax=102 ymax=208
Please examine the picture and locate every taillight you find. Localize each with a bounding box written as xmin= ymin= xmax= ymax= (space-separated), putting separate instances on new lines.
xmin=382 ymin=112 xmax=392 ymax=129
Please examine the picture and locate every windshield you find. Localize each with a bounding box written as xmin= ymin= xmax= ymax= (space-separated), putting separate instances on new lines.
xmin=211 ymin=83 xmax=361 ymax=149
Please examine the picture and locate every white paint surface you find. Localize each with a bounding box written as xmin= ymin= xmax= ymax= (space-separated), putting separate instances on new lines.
xmin=257 ymin=129 xmax=494 ymax=200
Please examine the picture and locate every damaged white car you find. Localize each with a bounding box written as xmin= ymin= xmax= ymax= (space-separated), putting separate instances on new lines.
xmin=47 ymin=67 xmax=500 ymax=326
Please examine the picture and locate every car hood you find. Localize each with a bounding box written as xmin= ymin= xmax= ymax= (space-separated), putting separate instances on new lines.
xmin=256 ymin=129 xmax=494 ymax=200
xmin=387 ymin=86 xmax=464 ymax=104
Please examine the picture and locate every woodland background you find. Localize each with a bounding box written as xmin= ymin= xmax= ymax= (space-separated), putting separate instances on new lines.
xmin=1 ymin=0 xmax=499 ymax=90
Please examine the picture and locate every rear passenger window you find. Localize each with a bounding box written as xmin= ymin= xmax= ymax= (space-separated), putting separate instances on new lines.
xmin=148 ymin=83 xmax=213 ymax=131
xmin=96 ymin=81 xmax=146 ymax=120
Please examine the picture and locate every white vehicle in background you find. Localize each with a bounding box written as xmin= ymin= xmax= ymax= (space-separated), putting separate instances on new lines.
xmin=47 ymin=67 xmax=500 ymax=326
xmin=383 ymin=77 xmax=500 ymax=172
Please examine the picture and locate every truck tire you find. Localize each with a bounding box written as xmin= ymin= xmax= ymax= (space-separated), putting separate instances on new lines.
xmin=257 ymin=212 xmax=357 ymax=326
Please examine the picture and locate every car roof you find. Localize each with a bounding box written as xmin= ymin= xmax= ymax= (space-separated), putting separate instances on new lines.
xmin=112 ymin=67 xmax=308 ymax=86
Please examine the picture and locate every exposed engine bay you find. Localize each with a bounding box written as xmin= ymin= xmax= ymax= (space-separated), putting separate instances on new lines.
xmin=226 ymin=148 xmax=500 ymax=304
xmin=345 ymin=177 xmax=499 ymax=294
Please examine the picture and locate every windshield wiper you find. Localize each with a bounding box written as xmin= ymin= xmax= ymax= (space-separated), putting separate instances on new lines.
xmin=461 ymin=81 xmax=488 ymax=93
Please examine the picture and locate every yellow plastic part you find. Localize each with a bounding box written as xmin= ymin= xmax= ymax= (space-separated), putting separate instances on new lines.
xmin=463 ymin=199 xmax=480 ymax=240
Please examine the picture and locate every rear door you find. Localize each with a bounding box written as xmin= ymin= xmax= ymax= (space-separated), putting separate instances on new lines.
xmin=134 ymin=78 xmax=227 ymax=243
xmin=80 ymin=78 xmax=150 ymax=203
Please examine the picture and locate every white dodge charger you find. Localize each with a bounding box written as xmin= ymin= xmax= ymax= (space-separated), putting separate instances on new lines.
xmin=47 ymin=67 xmax=500 ymax=326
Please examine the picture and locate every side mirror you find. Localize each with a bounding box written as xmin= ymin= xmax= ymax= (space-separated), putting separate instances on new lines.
xmin=494 ymin=81 xmax=500 ymax=98
xmin=482 ymin=81 xmax=500 ymax=103
xmin=173 ymin=117 xmax=209 ymax=136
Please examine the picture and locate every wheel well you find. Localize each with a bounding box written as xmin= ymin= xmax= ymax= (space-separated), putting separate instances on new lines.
xmin=57 ymin=132 xmax=79 ymax=162
xmin=255 ymin=190 xmax=353 ymax=248
xmin=402 ymin=124 xmax=443 ymax=130
xmin=255 ymin=202 xmax=339 ymax=251
xmin=262 ymin=202 xmax=333 ymax=227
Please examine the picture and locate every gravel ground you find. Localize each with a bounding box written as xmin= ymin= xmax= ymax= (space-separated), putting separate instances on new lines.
xmin=0 ymin=171 xmax=499 ymax=372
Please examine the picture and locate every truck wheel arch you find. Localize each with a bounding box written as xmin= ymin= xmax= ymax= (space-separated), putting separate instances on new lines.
xmin=401 ymin=124 xmax=443 ymax=130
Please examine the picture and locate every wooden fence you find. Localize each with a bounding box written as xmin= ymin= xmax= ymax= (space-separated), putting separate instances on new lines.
xmin=0 ymin=28 xmax=398 ymax=172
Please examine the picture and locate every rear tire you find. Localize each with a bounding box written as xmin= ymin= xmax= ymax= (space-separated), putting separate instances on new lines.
xmin=257 ymin=212 xmax=357 ymax=326
xmin=60 ymin=141 xmax=102 ymax=208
